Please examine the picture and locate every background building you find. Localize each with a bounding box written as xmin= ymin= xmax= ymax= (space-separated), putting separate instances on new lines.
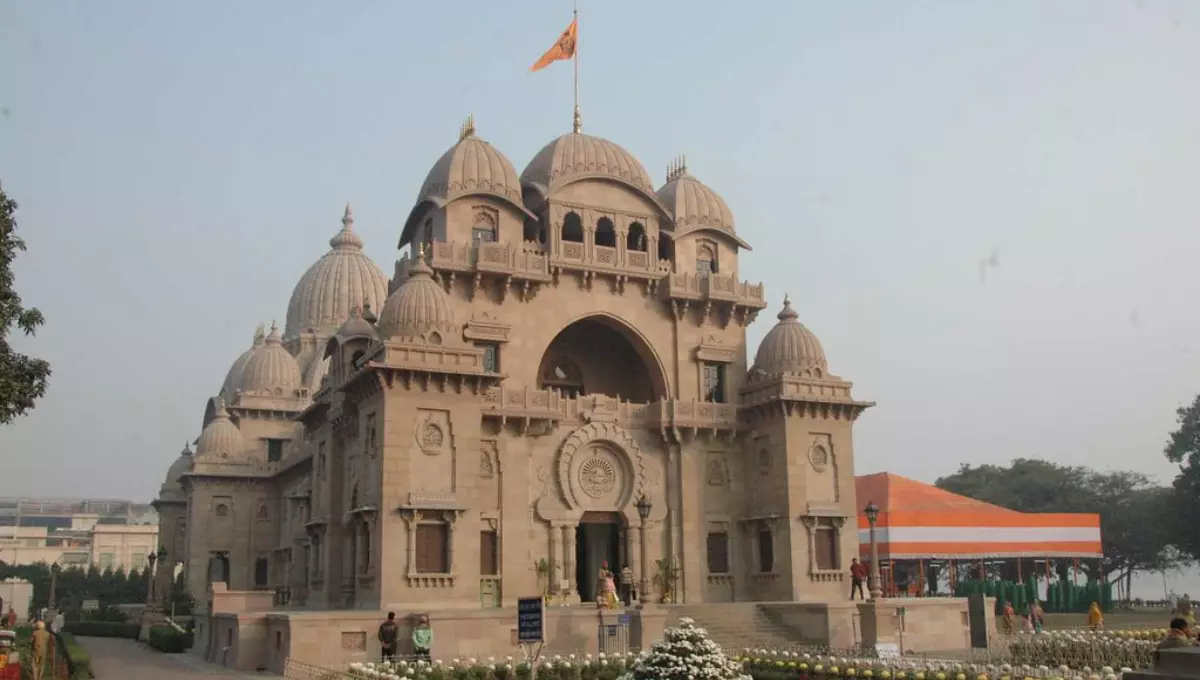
xmin=0 ymin=497 xmax=158 ymax=572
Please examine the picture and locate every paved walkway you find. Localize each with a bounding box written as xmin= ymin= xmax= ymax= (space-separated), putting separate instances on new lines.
xmin=76 ymin=637 xmax=275 ymax=679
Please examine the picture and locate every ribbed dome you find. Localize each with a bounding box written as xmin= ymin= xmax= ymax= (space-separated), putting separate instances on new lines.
xmin=233 ymin=322 xmax=303 ymax=396
xmin=195 ymin=400 xmax=244 ymax=458
xmin=752 ymin=297 xmax=829 ymax=377
xmin=161 ymin=443 xmax=193 ymax=491
xmin=377 ymin=256 xmax=457 ymax=340
xmin=521 ymin=133 xmax=656 ymax=197
xmin=284 ymin=205 xmax=389 ymax=339
xmin=419 ymin=127 xmax=523 ymax=208
xmin=220 ymin=325 xmax=265 ymax=398
xmin=656 ymin=165 xmax=735 ymax=232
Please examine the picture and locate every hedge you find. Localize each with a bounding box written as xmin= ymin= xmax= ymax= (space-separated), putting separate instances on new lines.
xmin=62 ymin=620 xmax=140 ymax=639
xmin=147 ymin=626 xmax=191 ymax=653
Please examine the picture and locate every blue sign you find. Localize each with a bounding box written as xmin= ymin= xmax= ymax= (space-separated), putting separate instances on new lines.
xmin=517 ymin=597 xmax=544 ymax=643
xmin=618 ymin=613 xmax=631 ymax=626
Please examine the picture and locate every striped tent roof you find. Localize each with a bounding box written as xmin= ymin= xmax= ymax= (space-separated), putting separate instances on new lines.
xmin=855 ymin=473 xmax=1103 ymax=560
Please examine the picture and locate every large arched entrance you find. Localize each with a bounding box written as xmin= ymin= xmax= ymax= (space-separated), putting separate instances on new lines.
xmin=536 ymin=314 xmax=669 ymax=402
xmin=576 ymin=511 xmax=626 ymax=604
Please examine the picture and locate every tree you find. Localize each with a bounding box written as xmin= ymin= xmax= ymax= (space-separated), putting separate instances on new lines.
xmin=935 ymin=459 xmax=1188 ymax=592
xmin=1164 ymin=393 xmax=1200 ymax=561
xmin=0 ymin=182 xmax=50 ymax=424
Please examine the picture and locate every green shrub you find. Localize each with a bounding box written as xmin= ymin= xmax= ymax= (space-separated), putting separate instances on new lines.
xmin=60 ymin=632 xmax=92 ymax=679
xmin=147 ymin=625 xmax=189 ymax=653
xmin=62 ymin=620 xmax=139 ymax=638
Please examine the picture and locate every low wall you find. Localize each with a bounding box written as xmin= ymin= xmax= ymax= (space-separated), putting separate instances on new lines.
xmin=761 ymin=597 xmax=993 ymax=653
xmin=268 ymin=606 xmax=668 ymax=675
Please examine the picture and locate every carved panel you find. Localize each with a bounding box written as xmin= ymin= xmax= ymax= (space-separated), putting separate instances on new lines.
xmin=706 ymin=455 xmax=729 ymax=487
xmin=695 ymin=334 xmax=737 ymax=364
xmin=341 ymin=631 xmax=367 ymax=651
xmin=463 ymin=313 xmax=512 ymax=343
xmin=555 ymin=421 xmax=644 ymax=512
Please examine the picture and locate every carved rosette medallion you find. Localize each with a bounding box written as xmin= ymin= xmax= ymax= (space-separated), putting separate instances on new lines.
xmin=809 ymin=444 xmax=829 ymax=471
xmin=420 ymin=423 xmax=444 ymax=452
xmin=578 ymin=456 xmax=617 ymax=498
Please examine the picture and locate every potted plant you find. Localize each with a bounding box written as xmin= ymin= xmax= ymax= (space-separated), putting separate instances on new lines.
xmin=653 ymin=557 xmax=680 ymax=604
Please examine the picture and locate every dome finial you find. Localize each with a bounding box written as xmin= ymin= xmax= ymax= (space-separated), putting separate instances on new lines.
xmin=330 ymin=204 xmax=364 ymax=250
xmin=778 ymin=295 xmax=799 ymax=322
xmin=410 ymin=242 xmax=434 ymax=278
xmin=573 ymin=105 xmax=582 ymax=135
xmin=266 ymin=319 xmax=282 ymax=343
xmin=459 ymin=114 xmax=476 ymax=142
xmin=182 ymin=441 xmax=192 ymax=456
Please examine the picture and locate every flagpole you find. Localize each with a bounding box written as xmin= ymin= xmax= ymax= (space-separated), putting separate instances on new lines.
xmin=572 ymin=0 xmax=581 ymax=134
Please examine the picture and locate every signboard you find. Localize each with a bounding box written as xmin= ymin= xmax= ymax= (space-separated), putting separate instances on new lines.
xmin=618 ymin=613 xmax=631 ymax=626
xmin=517 ymin=597 xmax=544 ymax=643
xmin=875 ymin=643 xmax=901 ymax=660
xmin=81 ymin=600 xmax=99 ymax=612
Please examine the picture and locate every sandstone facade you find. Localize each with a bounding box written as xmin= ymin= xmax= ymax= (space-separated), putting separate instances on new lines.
xmin=153 ymin=121 xmax=875 ymax=622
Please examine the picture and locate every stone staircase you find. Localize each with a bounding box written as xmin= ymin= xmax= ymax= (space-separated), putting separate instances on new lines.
xmin=665 ymin=603 xmax=808 ymax=654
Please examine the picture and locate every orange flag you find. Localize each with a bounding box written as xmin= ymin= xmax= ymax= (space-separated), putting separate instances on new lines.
xmin=530 ymin=18 xmax=578 ymax=72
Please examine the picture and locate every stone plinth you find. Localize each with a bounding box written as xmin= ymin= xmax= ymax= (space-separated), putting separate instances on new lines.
xmin=856 ymin=598 xmax=993 ymax=654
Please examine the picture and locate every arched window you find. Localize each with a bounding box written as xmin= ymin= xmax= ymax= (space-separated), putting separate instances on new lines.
xmin=696 ymin=242 xmax=718 ymax=277
xmin=561 ymin=212 xmax=584 ymax=243
xmin=594 ymin=217 xmax=616 ymax=248
xmin=627 ymin=222 xmax=647 ymax=252
xmin=658 ymin=236 xmax=675 ymax=262
xmin=472 ymin=208 xmax=497 ymax=244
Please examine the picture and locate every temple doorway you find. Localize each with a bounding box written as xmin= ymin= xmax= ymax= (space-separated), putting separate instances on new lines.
xmin=576 ymin=512 xmax=625 ymax=604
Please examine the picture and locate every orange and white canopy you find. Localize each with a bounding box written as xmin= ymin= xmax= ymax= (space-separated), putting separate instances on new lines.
xmin=855 ymin=473 xmax=1102 ymax=561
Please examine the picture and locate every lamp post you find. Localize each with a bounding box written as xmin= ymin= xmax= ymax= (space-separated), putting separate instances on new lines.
xmin=864 ymin=500 xmax=883 ymax=599
xmin=635 ymin=494 xmax=652 ymax=606
xmin=155 ymin=546 xmax=168 ymax=609
xmin=48 ymin=563 xmax=60 ymax=614
xmin=146 ymin=550 xmax=158 ymax=606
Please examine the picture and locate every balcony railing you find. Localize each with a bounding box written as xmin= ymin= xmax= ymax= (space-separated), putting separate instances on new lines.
xmin=667 ymin=272 xmax=766 ymax=308
xmin=480 ymin=389 xmax=739 ymax=434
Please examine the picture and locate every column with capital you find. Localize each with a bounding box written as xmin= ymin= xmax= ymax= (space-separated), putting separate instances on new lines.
xmin=563 ymin=524 xmax=577 ymax=601
xmin=548 ymin=524 xmax=561 ymax=596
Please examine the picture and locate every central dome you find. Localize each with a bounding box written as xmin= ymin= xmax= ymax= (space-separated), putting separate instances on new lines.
xmin=520 ymin=133 xmax=656 ymax=199
xmin=285 ymin=206 xmax=389 ymax=340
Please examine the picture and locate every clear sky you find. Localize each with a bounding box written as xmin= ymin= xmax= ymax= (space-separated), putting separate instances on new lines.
xmin=2 ymin=2 xmax=1199 ymax=596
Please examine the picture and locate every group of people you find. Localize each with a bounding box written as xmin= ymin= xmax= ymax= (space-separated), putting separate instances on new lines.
xmin=376 ymin=613 xmax=433 ymax=662
xmin=999 ymin=600 xmax=1047 ymax=634
xmin=13 ymin=613 xmax=68 ymax=680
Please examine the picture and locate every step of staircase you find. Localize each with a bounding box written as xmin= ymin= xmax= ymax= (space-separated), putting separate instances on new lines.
xmin=664 ymin=604 xmax=807 ymax=654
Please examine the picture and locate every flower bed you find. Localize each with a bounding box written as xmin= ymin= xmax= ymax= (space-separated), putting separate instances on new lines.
xmin=1006 ymin=630 xmax=1159 ymax=670
xmin=347 ymin=653 xmax=640 ymax=680
xmin=733 ymin=650 xmax=1138 ymax=680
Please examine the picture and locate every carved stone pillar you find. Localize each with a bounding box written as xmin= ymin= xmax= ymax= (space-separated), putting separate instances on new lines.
xmin=802 ymin=516 xmax=817 ymax=574
xmin=548 ymin=523 xmax=561 ymax=593
xmin=445 ymin=511 xmax=459 ymax=574
xmin=638 ymin=520 xmax=650 ymax=604
xmin=402 ymin=511 xmax=421 ymax=575
xmin=563 ymin=524 xmax=577 ymax=600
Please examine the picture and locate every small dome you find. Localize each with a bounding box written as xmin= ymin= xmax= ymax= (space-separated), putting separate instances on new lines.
xmin=377 ymin=255 xmax=457 ymax=340
xmin=235 ymin=322 xmax=303 ymax=395
xmin=521 ymin=132 xmax=656 ymax=199
xmin=656 ymin=161 xmax=735 ymax=232
xmin=161 ymin=442 xmax=194 ymax=491
xmin=195 ymin=400 xmax=244 ymax=457
xmin=220 ymin=325 xmax=265 ymax=398
xmin=285 ymin=205 xmax=389 ymax=340
xmin=400 ymin=119 xmax=533 ymax=248
xmin=334 ymin=305 xmax=380 ymax=343
xmin=752 ymin=297 xmax=829 ymax=377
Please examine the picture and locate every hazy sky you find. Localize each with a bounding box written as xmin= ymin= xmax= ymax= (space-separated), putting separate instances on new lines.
xmin=2 ymin=1 xmax=1199 ymax=592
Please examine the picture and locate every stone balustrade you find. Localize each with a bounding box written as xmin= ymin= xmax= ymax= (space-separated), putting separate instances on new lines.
xmin=667 ymin=271 xmax=766 ymax=307
xmin=480 ymin=388 xmax=739 ymax=435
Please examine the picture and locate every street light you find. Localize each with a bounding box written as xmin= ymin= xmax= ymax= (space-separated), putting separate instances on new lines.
xmin=49 ymin=563 xmax=61 ymax=613
xmin=146 ymin=550 xmax=158 ymax=605
xmin=864 ymin=500 xmax=882 ymax=599
xmin=634 ymin=494 xmax=652 ymax=605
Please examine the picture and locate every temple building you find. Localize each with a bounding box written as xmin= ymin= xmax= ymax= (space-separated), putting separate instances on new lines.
xmin=154 ymin=118 xmax=899 ymax=668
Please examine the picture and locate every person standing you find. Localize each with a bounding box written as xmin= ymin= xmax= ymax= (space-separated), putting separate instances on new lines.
xmin=1087 ymin=601 xmax=1103 ymax=631
xmin=620 ymin=564 xmax=635 ymax=605
xmin=412 ymin=615 xmax=433 ymax=661
xmin=30 ymin=621 xmax=50 ymax=680
xmin=3 ymin=609 xmax=15 ymax=630
xmin=849 ymin=559 xmax=867 ymax=600
xmin=1001 ymin=601 xmax=1015 ymax=635
xmin=377 ymin=612 xmax=398 ymax=663
xmin=50 ymin=612 xmax=64 ymax=636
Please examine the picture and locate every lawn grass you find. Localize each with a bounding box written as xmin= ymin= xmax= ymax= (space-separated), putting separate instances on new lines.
xmin=1043 ymin=608 xmax=1175 ymax=630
